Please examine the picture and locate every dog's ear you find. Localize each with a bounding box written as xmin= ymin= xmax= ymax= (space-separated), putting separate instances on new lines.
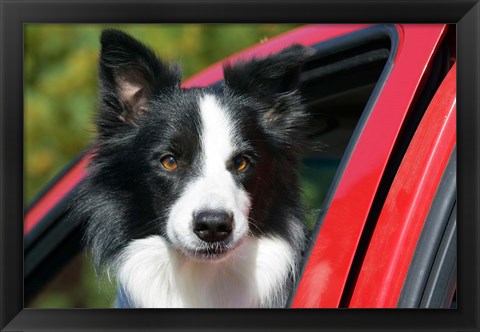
xmin=224 ymin=45 xmax=315 ymax=149
xmin=98 ymin=29 xmax=181 ymax=131
xmin=223 ymin=45 xmax=314 ymax=97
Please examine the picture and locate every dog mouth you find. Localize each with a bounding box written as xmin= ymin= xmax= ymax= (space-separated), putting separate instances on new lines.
xmin=181 ymin=240 xmax=243 ymax=262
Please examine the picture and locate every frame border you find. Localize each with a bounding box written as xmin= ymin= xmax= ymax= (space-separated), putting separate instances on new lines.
xmin=1 ymin=0 xmax=479 ymax=331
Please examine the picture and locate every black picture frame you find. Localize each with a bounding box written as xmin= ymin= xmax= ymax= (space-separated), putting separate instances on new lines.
xmin=1 ymin=1 xmax=479 ymax=331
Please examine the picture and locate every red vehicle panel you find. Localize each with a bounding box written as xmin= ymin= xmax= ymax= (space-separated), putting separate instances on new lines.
xmin=24 ymin=154 xmax=92 ymax=235
xmin=349 ymin=63 xmax=456 ymax=308
xmin=291 ymin=24 xmax=448 ymax=308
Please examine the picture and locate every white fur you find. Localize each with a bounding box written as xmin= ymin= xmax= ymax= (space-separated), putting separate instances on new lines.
xmin=115 ymin=235 xmax=295 ymax=308
xmin=166 ymin=94 xmax=250 ymax=252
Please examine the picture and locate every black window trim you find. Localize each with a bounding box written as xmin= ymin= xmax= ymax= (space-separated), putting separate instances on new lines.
xmin=398 ymin=147 xmax=457 ymax=308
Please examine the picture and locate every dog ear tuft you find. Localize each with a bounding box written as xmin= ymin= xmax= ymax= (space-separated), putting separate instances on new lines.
xmin=223 ymin=45 xmax=315 ymax=96
xmin=98 ymin=29 xmax=181 ymax=131
xmin=224 ymin=45 xmax=315 ymax=149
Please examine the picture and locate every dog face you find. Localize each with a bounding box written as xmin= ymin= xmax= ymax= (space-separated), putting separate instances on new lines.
xmin=89 ymin=29 xmax=313 ymax=263
xmin=140 ymin=90 xmax=254 ymax=261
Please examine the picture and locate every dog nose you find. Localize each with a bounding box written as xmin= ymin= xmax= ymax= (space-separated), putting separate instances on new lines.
xmin=193 ymin=210 xmax=233 ymax=243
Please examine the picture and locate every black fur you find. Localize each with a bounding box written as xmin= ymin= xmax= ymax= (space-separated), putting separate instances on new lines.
xmin=71 ymin=29 xmax=314 ymax=279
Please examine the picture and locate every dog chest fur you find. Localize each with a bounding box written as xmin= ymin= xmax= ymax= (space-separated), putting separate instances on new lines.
xmin=116 ymin=235 xmax=295 ymax=308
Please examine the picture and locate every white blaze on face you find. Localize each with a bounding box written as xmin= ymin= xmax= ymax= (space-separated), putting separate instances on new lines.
xmin=200 ymin=94 xmax=237 ymax=178
xmin=166 ymin=94 xmax=251 ymax=250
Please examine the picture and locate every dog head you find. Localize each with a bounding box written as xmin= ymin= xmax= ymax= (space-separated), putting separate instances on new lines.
xmin=86 ymin=29 xmax=313 ymax=264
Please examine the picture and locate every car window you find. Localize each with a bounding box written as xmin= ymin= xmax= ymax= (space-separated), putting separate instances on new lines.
xmin=299 ymin=29 xmax=391 ymax=229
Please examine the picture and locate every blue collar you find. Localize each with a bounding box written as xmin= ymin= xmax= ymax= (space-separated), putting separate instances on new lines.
xmin=115 ymin=288 xmax=133 ymax=308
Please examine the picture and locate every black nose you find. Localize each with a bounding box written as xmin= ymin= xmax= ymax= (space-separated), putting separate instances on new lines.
xmin=193 ymin=210 xmax=233 ymax=243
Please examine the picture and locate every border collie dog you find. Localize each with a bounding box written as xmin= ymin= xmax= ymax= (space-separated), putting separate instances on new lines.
xmin=73 ymin=29 xmax=314 ymax=308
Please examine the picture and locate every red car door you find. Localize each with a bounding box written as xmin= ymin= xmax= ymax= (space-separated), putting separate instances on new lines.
xmin=292 ymin=24 xmax=453 ymax=308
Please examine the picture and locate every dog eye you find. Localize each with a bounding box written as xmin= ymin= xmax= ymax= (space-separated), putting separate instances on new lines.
xmin=233 ymin=155 xmax=249 ymax=172
xmin=160 ymin=154 xmax=178 ymax=171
